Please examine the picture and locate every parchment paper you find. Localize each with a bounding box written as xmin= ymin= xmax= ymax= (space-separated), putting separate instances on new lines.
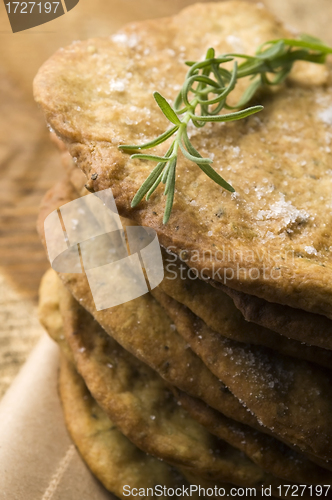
xmin=0 ymin=334 xmax=115 ymax=500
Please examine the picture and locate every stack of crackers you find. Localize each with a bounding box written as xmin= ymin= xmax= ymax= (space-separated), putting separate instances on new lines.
xmin=34 ymin=2 xmax=332 ymax=497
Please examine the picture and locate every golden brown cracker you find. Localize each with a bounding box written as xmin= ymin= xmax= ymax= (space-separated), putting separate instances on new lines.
xmin=160 ymin=250 xmax=332 ymax=365
xmin=172 ymin=387 xmax=332 ymax=485
xmin=220 ymin=285 xmax=332 ymax=351
xmin=57 ymin=282 xmax=276 ymax=487
xmin=34 ymin=1 xmax=332 ymax=318
xmin=59 ymin=356 xmax=193 ymax=498
xmin=152 ymin=288 xmax=332 ymax=461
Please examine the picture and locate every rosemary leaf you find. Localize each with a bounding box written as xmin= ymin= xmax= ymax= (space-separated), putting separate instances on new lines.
xmin=163 ymin=167 xmax=176 ymax=224
xmin=190 ymin=105 xmax=263 ymax=122
xmin=179 ymin=141 xmax=212 ymax=165
xmin=131 ymin=162 xmax=166 ymax=207
xmin=146 ymin=171 xmax=163 ymax=201
xmin=164 ymin=158 xmax=177 ymax=195
xmin=131 ymin=153 xmax=171 ymax=162
xmin=267 ymin=37 xmax=332 ymax=54
xmin=153 ymin=92 xmax=182 ymax=125
xmin=119 ymin=125 xmax=178 ymax=151
xmin=182 ymin=130 xmax=234 ymax=192
xmin=226 ymin=77 xmax=261 ymax=109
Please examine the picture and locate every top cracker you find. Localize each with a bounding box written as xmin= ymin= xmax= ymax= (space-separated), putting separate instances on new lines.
xmin=34 ymin=1 xmax=332 ymax=318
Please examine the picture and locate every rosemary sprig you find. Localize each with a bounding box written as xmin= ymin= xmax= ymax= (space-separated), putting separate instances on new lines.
xmin=119 ymin=35 xmax=332 ymax=224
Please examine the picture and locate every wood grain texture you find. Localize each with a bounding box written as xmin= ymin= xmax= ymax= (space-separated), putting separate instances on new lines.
xmin=0 ymin=274 xmax=44 ymax=398
xmin=0 ymin=0 xmax=331 ymax=398
xmin=0 ymin=67 xmax=63 ymax=301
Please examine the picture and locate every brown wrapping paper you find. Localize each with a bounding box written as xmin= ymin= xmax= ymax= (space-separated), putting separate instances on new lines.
xmin=0 ymin=334 xmax=115 ymax=500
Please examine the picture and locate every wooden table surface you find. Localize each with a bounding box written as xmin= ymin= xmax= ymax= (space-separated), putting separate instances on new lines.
xmin=0 ymin=0 xmax=331 ymax=399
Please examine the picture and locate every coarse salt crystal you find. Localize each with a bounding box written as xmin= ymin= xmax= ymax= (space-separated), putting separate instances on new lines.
xmin=111 ymin=33 xmax=139 ymax=48
xmin=304 ymin=245 xmax=318 ymax=255
xmin=109 ymin=79 xmax=126 ymax=92
xmin=318 ymin=106 xmax=332 ymax=126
